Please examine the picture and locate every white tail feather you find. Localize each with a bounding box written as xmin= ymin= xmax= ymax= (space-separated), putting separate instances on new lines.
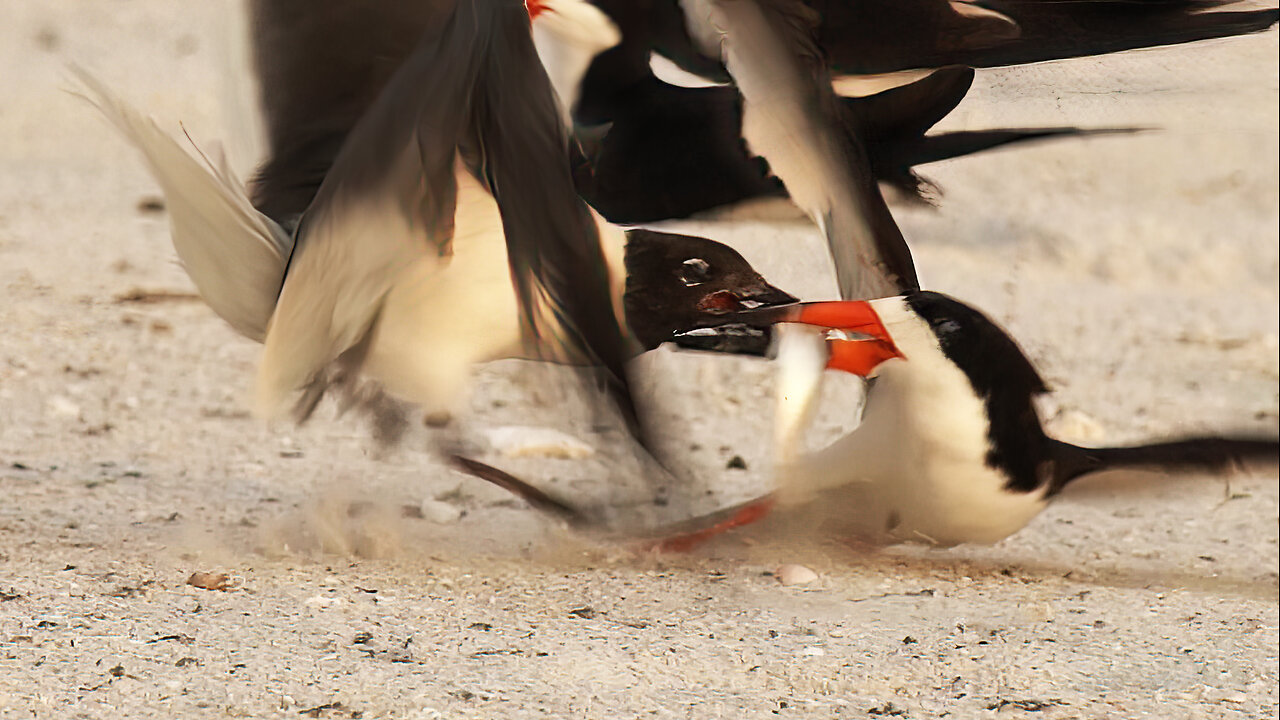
xmin=72 ymin=66 xmax=290 ymax=342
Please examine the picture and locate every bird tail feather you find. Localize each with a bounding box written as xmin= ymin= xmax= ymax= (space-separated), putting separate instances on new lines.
xmin=71 ymin=66 xmax=291 ymax=342
xmin=1049 ymin=435 xmax=1279 ymax=493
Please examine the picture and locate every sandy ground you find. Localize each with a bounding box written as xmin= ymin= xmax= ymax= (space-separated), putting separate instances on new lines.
xmin=1 ymin=2 xmax=1278 ymax=718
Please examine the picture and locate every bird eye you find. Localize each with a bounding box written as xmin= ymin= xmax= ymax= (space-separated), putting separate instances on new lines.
xmin=678 ymin=258 xmax=711 ymax=286
xmin=936 ymin=319 xmax=962 ymax=336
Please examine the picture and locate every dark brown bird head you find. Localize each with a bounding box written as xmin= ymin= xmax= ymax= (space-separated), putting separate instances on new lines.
xmin=622 ymin=229 xmax=797 ymax=353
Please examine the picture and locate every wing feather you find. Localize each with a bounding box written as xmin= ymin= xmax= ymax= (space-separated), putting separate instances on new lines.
xmin=73 ymin=67 xmax=291 ymax=342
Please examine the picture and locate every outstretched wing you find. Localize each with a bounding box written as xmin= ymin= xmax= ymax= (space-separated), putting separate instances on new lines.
xmin=680 ymin=0 xmax=920 ymax=300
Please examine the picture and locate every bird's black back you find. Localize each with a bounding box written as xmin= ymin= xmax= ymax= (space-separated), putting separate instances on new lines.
xmin=903 ymin=291 xmax=1054 ymax=492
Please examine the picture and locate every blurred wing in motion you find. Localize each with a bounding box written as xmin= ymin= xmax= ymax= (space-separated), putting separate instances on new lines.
xmin=258 ymin=0 xmax=636 ymax=428
xmin=680 ymin=0 xmax=919 ymax=299
xmin=245 ymin=0 xmax=449 ymax=225
xmin=72 ymin=67 xmax=292 ymax=342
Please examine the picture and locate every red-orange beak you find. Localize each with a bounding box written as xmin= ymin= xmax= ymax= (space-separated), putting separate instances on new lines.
xmin=792 ymin=301 xmax=904 ymax=377
xmin=526 ymin=0 xmax=549 ymax=20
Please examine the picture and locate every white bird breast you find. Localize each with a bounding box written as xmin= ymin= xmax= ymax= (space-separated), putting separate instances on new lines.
xmin=781 ymin=298 xmax=1051 ymax=545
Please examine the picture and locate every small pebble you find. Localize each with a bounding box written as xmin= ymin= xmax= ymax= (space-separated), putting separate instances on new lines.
xmin=484 ymin=426 xmax=594 ymax=459
xmin=136 ymin=196 xmax=165 ymax=214
xmin=775 ymin=564 xmax=819 ymax=586
xmin=419 ymin=498 xmax=463 ymax=524
xmin=422 ymin=411 xmax=452 ymax=428
xmin=186 ymin=572 xmax=230 ymax=592
xmin=47 ymin=396 xmax=82 ymax=419
xmin=1053 ymin=409 xmax=1105 ymax=443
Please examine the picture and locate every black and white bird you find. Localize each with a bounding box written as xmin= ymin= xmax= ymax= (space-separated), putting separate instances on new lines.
xmin=674 ymin=293 xmax=1279 ymax=546
xmin=575 ymin=0 xmax=1275 ymax=224
xmin=489 ymin=266 xmax=1278 ymax=548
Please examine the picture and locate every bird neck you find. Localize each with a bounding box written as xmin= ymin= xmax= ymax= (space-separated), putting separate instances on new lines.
xmin=532 ymin=6 xmax=622 ymax=126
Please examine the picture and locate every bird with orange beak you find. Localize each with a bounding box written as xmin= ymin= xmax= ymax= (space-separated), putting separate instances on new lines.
xmin=657 ymin=291 xmax=1278 ymax=547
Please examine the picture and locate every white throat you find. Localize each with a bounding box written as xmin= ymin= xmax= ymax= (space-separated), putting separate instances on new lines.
xmin=782 ymin=297 xmax=1050 ymax=545
xmin=531 ymin=1 xmax=622 ymax=126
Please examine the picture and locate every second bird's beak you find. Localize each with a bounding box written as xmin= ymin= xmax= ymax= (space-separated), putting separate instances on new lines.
xmin=790 ymin=301 xmax=904 ymax=376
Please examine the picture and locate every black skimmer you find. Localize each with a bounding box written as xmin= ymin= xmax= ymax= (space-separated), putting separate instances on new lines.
xmin=485 ymin=277 xmax=1280 ymax=548
xmin=78 ymin=0 xmax=641 ymax=436
xmin=671 ymin=0 xmax=1273 ymax=298
xmin=574 ymin=1 xmax=1277 ymax=118
xmin=77 ymin=0 xmax=809 ymax=446
xmin=576 ymin=0 xmax=1273 ymax=223
xmin=676 ymin=293 xmax=1279 ymax=546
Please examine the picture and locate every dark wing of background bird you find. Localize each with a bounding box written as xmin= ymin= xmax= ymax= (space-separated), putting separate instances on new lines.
xmin=576 ymin=65 xmax=1135 ymax=222
xmin=732 ymin=0 xmax=1280 ymax=76
xmin=843 ymin=0 xmax=1280 ymax=74
xmin=968 ymin=0 xmax=1280 ymax=69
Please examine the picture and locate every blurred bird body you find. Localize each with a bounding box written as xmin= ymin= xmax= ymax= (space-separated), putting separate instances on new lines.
xmin=260 ymin=164 xmax=523 ymax=417
xmin=82 ymin=0 xmax=639 ymax=426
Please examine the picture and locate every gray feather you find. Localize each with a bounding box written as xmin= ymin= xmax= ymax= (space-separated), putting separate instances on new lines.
xmin=72 ymin=66 xmax=291 ymax=342
xmin=680 ymin=0 xmax=919 ymax=299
